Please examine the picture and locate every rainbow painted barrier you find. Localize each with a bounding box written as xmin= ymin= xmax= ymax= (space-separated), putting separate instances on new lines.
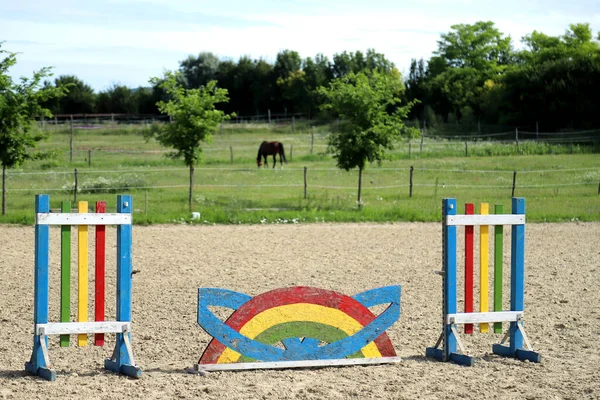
xmin=25 ymin=194 xmax=142 ymax=381
xmin=426 ymin=197 xmax=541 ymax=366
xmin=196 ymin=286 xmax=402 ymax=372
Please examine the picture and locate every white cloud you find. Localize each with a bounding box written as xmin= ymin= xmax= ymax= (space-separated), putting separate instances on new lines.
xmin=2 ymin=0 xmax=599 ymax=90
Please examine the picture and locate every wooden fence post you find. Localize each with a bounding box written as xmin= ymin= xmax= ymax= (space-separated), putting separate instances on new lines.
xmin=512 ymin=171 xmax=517 ymax=197
xmin=70 ymin=115 xmax=74 ymax=163
xmin=74 ymin=169 xmax=78 ymax=203
xmin=409 ymin=166 xmax=414 ymax=198
xmin=304 ymin=167 xmax=307 ymax=199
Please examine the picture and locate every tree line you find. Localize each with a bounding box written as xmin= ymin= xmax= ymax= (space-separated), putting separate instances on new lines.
xmin=36 ymin=21 xmax=600 ymax=132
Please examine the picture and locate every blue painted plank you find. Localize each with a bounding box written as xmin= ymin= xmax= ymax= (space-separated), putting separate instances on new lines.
xmin=111 ymin=195 xmax=137 ymax=372
xmin=26 ymin=194 xmax=51 ymax=378
xmin=511 ymin=197 xmax=525 ymax=353
xmin=443 ymin=198 xmax=457 ymax=361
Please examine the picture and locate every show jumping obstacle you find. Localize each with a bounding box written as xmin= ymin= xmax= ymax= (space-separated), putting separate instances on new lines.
xmin=426 ymin=197 xmax=541 ymax=366
xmin=196 ymin=286 xmax=402 ymax=372
xmin=26 ymin=194 xmax=142 ymax=381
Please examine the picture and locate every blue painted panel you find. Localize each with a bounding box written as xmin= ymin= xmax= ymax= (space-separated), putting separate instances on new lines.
xmin=197 ymin=287 xmax=400 ymax=362
xmin=30 ymin=194 xmax=50 ymax=374
xmin=443 ymin=198 xmax=457 ymax=361
xmin=115 ymin=195 xmax=133 ymax=368
xmin=352 ymin=285 xmax=401 ymax=309
xmin=511 ymin=197 xmax=525 ymax=352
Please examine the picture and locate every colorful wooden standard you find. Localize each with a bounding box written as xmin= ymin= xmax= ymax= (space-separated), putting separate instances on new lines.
xmin=25 ymin=194 xmax=142 ymax=381
xmin=425 ymin=197 xmax=541 ymax=366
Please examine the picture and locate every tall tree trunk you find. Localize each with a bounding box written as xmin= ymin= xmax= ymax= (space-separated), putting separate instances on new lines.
xmin=357 ymin=166 xmax=363 ymax=209
xmin=2 ymin=165 xmax=6 ymax=215
xmin=189 ymin=164 xmax=194 ymax=212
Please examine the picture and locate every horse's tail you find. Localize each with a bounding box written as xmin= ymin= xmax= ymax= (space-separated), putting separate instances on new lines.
xmin=279 ymin=142 xmax=287 ymax=163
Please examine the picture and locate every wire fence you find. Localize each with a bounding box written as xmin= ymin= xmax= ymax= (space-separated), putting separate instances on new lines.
xmin=6 ymin=166 xmax=600 ymax=195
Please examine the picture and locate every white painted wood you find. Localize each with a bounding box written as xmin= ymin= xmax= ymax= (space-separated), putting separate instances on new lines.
xmin=36 ymin=213 xmax=131 ymax=226
xmin=196 ymin=356 xmax=403 ymax=372
xmin=36 ymin=321 xmax=131 ymax=335
xmin=446 ymin=311 xmax=523 ymax=325
xmin=445 ymin=214 xmax=525 ymax=226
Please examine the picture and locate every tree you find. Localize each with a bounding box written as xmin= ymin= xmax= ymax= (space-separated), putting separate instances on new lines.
xmin=96 ymin=84 xmax=138 ymax=114
xmin=43 ymin=75 xmax=95 ymax=114
xmin=435 ymin=21 xmax=513 ymax=70
xmin=503 ymin=23 xmax=600 ymax=129
xmin=318 ymin=70 xmax=418 ymax=207
xmin=0 ymin=44 xmax=66 ymax=214
xmin=179 ymin=52 xmax=220 ymax=89
xmin=430 ymin=22 xmax=514 ymax=123
xmin=273 ymin=50 xmax=303 ymax=114
xmin=146 ymin=71 xmax=233 ymax=211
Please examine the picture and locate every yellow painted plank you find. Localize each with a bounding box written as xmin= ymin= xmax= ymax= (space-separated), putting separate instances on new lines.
xmin=479 ymin=203 xmax=489 ymax=333
xmin=77 ymin=201 xmax=88 ymax=347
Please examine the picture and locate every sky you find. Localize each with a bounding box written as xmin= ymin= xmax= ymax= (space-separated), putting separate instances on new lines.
xmin=2 ymin=0 xmax=599 ymax=92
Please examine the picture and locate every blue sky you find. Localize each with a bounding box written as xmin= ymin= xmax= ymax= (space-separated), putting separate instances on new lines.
xmin=2 ymin=0 xmax=599 ymax=91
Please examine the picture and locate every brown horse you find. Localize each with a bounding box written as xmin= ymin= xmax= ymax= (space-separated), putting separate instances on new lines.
xmin=257 ymin=141 xmax=287 ymax=168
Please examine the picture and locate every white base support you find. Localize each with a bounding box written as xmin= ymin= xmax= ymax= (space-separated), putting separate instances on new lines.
xmin=446 ymin=311 xmax=524 ymax=325
xmin=36 ymin=213 xmax=131 ymax=226
xmin=36 ymin=321 xmax=132 ymax=336
xmin=445 ymin=214 xmax=525 ymax=226
xmin=196 ymin=356 xmax=402 ymax=372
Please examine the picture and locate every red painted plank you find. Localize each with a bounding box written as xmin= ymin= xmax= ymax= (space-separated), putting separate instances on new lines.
xmin=94 ymin=201 xmax=106 ymax=346
xmin=200 ymin=286 xmax=396 ymax=364
xmin=464 ymin=203 xmax=474 ymax=334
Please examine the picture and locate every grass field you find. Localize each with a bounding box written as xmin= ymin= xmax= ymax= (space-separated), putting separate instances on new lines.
xmin=1 ymin=123 xmax=599 ymax=224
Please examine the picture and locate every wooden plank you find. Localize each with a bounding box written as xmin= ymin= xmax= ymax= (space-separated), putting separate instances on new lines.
xmin=446 ymin=214 xmax=525 ymax=226
xmin=28 ymin=195 xmax=51 ymax=374
xmin=36 ymin=213 xmax=131 ymax=226
xmin=510 ymin=198 xmax=526 ymax=353
xmin=196 ymin=356 xmax=402 ymax=372
xmin=442 ymin=198 xmax=458 ymax=361
xmin=480 ymin=203 xmax=489 ymax=334
xmin=36 ymin=321 xmax=131 ymax=335
xmin=77 ymin=201 xmax=88 ymax=347
xmin=494 ymin=204 xmax=504 ymax=333
xmin=447 ymin=311 xmax=523 ymax=325
xmin=464 ymin=203 xmax=474 ymax=335
xmin=95 ymin=201 xmax=106 ymax=346
xmin=60 ymin=201 xmax=71 ymax=347
xmin=114 ymin=195 xmax=135 ymax=368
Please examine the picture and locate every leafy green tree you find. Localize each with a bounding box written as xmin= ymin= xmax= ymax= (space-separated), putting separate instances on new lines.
xmin=96 ymin=84 xmax=138 ymax=114
xmin=436 ymin=21 xmax=513 ymax=70
xmin=405 ymin=58 xmax=427 ymax=121
xmin=429 ymin=21 xmax=514 ymax=123
xmin=179 ymin=52 xmax=220 ymax=89
xmin=503 ymin=23 xmax=600 ymax=129
xmin=302 ymin=54 xmax=332 ymax=118
xmin=0 ymin=44 xmax=66 ymax=214
xmin=43 ymin=75 xmax=95 ymax=114
xmin=133 ymin=86 xmax=161 ymax=115
xmin=273 ymin=50 xmax=302 ymax=114
xmin=146 ymin=71 xmax=233 ymax=211
xmin=318 ymin=70 xmax=418 ymax=207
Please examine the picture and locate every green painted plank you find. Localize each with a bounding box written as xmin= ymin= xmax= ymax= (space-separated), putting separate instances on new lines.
xmin=494 ymin=204 xmax=504 ymax=334
xmin=60 ymin=201 xmax=71 ymax=347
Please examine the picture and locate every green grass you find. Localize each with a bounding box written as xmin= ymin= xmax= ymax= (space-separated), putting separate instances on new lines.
xmin=1 ymin=123 xmax=599 ymax=224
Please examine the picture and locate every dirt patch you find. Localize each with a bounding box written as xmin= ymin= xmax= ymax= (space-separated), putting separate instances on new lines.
xmin=1 ymin=222 xmax=599 ymax=399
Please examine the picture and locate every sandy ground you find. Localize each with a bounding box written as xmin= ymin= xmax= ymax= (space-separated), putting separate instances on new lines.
xmin=0 ymin=222 xmax=599 ymax=400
